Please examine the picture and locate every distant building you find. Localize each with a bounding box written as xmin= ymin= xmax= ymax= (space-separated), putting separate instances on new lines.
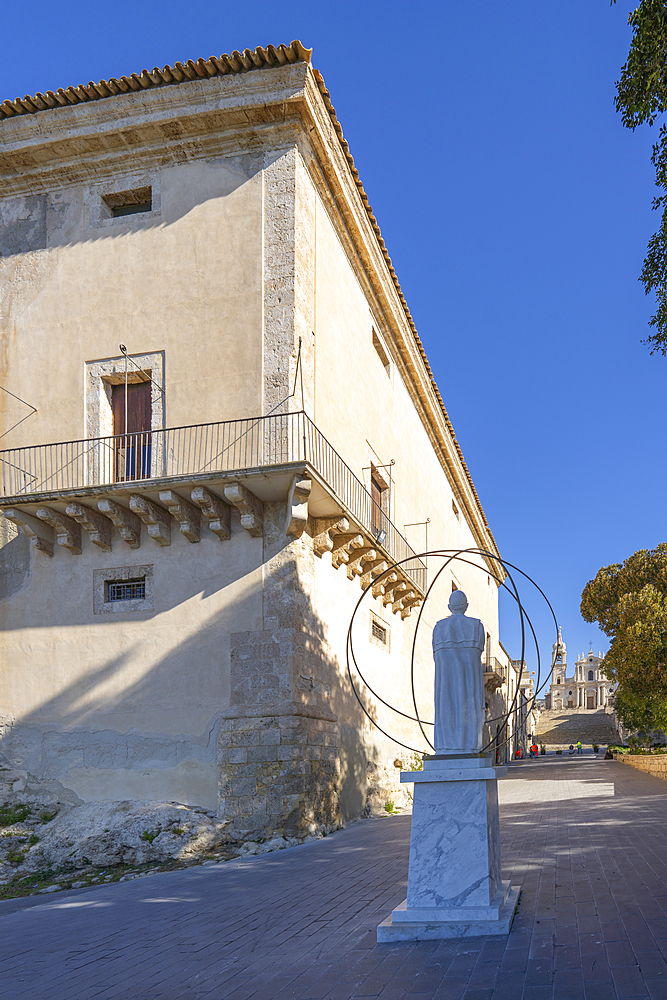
xmin=544 ymin=629 xmax=615 ymax=710
xmin=573 ymin=650 xmax=615 ymax=710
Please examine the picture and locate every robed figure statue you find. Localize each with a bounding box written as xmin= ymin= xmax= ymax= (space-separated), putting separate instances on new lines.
xmin=432 ymin=590 xmax=486 ymax=753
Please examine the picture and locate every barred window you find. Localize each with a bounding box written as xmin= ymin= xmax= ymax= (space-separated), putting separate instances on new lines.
xmin=107 ymin=578 xmax=146 ymax=602
xmin=372 ymin=620 xmax=387 ymax=644
xmin=370 ymin=613 xmax=390 ymax=651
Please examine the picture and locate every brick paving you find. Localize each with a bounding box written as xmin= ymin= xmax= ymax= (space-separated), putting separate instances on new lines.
xmin=2 ymin=755 xmax=667 ymax=999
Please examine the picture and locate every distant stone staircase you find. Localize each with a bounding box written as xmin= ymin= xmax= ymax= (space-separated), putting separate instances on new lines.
xmin=535 ymin=709 xmax=620 ymax=749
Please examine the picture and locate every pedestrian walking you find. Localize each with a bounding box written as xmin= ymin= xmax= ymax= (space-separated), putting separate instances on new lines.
xmin=576 ymin=741 xmax=582 ymax=754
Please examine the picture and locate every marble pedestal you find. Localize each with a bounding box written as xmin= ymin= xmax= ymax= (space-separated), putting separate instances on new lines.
xmin=377 ymin=754 xmax=519 ymax=941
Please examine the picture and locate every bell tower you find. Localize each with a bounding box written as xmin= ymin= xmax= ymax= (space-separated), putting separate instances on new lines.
xmin=546 ymin=627 xmax=568 ymax=709
xmin=552 ymin=626 xmax=566 ymax=682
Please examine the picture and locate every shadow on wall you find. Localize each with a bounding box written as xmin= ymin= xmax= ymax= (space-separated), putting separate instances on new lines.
xmin=0 ymin=544 xmax=263 ymax=810
xmin=0 ymin=522 xmax=410 ymax=829
xmin=0 ymin=152 xmax=265 ymax=259
xmin=0 ymin=518 xmax=30 ymax=601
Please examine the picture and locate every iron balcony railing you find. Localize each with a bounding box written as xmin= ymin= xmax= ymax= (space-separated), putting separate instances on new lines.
xmin=484 ymin=657 xmax=505 ymax=679
xmin=0 ymin=411 xmax=426 ymax=591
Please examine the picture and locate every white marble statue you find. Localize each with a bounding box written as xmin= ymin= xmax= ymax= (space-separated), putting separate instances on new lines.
xmin=432 ymin=590 xmax=486 ymax=753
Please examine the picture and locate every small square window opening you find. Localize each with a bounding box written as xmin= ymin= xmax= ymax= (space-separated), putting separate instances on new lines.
xmin=94 ymin=565 xmax=154 ymax=615
xmin=103 ymin=186 xmax=152 ymax=218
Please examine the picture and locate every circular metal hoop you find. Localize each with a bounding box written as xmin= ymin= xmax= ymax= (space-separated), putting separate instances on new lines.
xmin=345 ymin=548 xmax=558 ymax=756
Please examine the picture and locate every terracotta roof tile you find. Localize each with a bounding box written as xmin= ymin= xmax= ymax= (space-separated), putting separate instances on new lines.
xmin=0 ymin=41 xmax=312 ymax=119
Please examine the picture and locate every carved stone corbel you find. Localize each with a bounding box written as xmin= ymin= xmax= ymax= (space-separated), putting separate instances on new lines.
xmin=190 ymin=487 xmax=231 ymax=541
xmin=383 ymin=578 xmax=408 ymax=608
xmin=346 ymin=547 xmax=377 ymax=581
xmin=331 ymin=533 xmax=364 ymax=569
xmin=285 ymin=476 xmax=311 ymax=538
xmin=401 ymin=593 xmax=422 ymax=616
xmin=391 ymin=589 xmax=415 ymax=615
xmin=159 ymin=490 xmax=201 ymax=543
xmin=372 ymin=570 xmax=397 ymax=599
xmin=312 ymin=517 xmax=350 ymax=557
xmin=361 ymin=559 xmax=388 ymax=591
xmin=66 ymin=502 xmax=113 ymax=551
xmin=224 ymin=482 xmax=263 ymax=537
xmin=129 ymin=494 xmax=171 ymax=546
xmin=35 ymin=507 xmax=81 ymax=554
xmin=97 ymin=499 xmax=141 ymax=549
xmin=3 ymin=508 xmax=54 ymax=556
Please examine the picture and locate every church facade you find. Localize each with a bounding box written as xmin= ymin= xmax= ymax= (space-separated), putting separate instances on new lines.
xmin=545 ymin=629 xmax=615 ymax=711
xmin=0 ymin=42 xmax=508 ymax=838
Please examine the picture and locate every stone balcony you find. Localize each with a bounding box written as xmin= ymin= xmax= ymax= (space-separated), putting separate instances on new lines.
xmin=0 ymin=410 xmax=425 ymax=611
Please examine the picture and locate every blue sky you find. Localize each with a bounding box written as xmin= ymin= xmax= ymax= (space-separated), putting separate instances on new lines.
xmin=1 ymin=1 xmax=661 ymax=677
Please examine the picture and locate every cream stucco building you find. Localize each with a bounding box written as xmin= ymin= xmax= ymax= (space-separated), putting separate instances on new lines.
xmin=0 ymin=42 xmax=509 ymax=838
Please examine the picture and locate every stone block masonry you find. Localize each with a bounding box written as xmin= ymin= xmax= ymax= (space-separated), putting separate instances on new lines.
xmin=217 ymin=710 xmax=340 ymax=839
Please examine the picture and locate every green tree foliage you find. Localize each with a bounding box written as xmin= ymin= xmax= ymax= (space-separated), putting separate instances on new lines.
xmin=613 ymin=687 xmax=666 ymax=737
xmin=615 ymin=0 xmax=667 ymax=353
xmin=581 ymin=543 xmax=667 ymax=733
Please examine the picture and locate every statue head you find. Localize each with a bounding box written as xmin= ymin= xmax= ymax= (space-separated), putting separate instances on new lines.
xmin=448 ymin=589 xmax=468 ymax=614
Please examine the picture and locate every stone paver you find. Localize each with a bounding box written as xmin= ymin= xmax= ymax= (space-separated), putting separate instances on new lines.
xmin=2 ymin=755 xmax=667 ymax=999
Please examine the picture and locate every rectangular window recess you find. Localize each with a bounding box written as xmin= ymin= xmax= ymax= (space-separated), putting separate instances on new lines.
xmin=103 ymin=186 xmax=152 ymax=218
xmin=372 ymin=330 xmax=391 ymax=376
xmin=372 ymin=620 xmax=387 ymax=644
xmin=107 ymin=577 xmax=146 ymax=602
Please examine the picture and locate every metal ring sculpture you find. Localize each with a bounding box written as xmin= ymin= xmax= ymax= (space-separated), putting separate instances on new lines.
xmin=346 ymin=548 xmax=559 ymax=756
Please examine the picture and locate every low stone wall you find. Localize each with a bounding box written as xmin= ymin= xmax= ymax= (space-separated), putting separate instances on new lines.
xmin=617 ymin=754 xmax=667 ymax=782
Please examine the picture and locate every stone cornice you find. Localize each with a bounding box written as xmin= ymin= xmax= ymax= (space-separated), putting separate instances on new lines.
xmin=0 ymin=64 xmax=308 ymax=194
xmin=0 ymin=58 xmax=500 ymax=567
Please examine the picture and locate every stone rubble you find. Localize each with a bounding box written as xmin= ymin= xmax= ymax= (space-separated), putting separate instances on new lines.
xmin=0 ymin=799 xmax=230 ymax=883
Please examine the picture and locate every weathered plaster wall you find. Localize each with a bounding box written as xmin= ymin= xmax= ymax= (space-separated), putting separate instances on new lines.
xmin=0 ymin=511 xmax=263 ymax=809
xmin=302 ymin=527 xmax=438 ymax=821
xmin=308 ymin=171 xmax=499 ymax=642
xmin=0 ymin=515 xmax=30 ymax=601
xmin=0 ymin=154 xmax=264 ymax=447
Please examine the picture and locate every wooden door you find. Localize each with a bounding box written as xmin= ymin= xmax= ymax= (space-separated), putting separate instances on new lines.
xmin=587 ymin=695 xmax=595 ymax=710
xmin=112 ymin=381 xmax=152 ymax=480
xmin=371 ymin=473 xmax=384 ymax=540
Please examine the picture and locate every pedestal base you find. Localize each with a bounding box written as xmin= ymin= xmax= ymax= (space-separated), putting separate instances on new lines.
xmin=377 ymin=754 xmax=519 ymax=942
xmin=377 ymin=882 xmax=520 ymax=941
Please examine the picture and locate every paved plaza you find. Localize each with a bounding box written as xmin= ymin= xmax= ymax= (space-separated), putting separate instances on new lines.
xmin=2 ymin=755 xmax=667 ymax=999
